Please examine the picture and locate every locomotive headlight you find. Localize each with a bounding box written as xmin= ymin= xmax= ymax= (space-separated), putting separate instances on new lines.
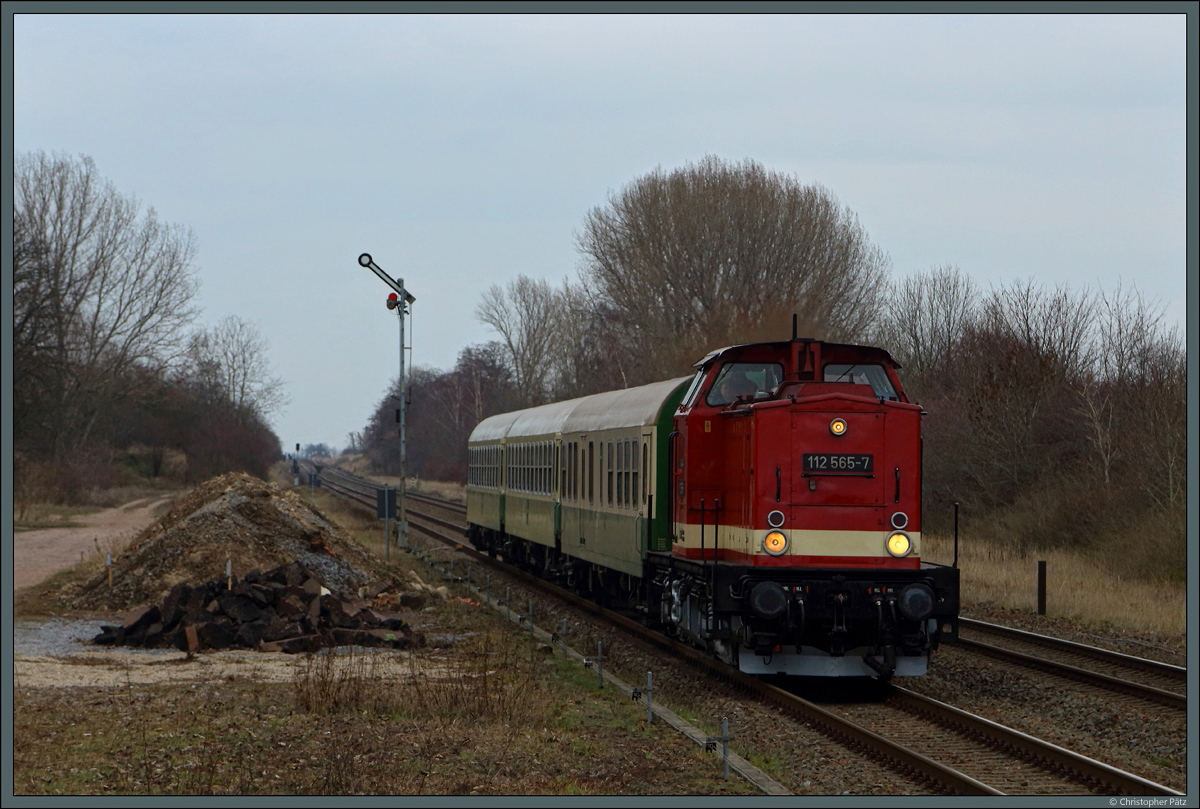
xmin=763 ymin=531 xmax=789 ymax=556
xmin=885 ymin=531 xmax=913 ymax=557
xmin=829 ymin=418 xmax=848 ymax=436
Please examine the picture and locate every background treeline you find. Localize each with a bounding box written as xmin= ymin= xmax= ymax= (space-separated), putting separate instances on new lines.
xmin=13 ymin=151 xmax=286 ymax=504
xmin=359 ymin=156 xmax=1185 ymax=581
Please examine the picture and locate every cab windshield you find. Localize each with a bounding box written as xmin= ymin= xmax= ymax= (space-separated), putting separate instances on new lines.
xmin=823 ymin=363 xmax=898 ymax=400
xmin=706 ymin=363 xmax=783 ymax=406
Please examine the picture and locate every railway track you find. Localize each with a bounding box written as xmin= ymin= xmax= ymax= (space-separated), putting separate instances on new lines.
xmin=302 ymin=462 xmax=1183 ymax=797
xmin=957 ymin=618 xmax=1186 ymax=711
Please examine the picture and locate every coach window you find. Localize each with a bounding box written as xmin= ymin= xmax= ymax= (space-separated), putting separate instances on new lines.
xmin=624 ymin=441 xmax=633 ymax=504
xmin=599 ymin=442 xmax=605 ymax=505
xmin=621 ymin=441 xmax=630 ymax=508
xmin=618 ymin=442 xmax=626 ymax=508
xmin=608 ymin=442 xmax=614 ymax=506
xmin=632 ymin=440 xmax=638 ymax=508
xmin=588 ymin=442 xmax=594 ymax=503
xmin=620 ymin=441 xmax=627 ymax=508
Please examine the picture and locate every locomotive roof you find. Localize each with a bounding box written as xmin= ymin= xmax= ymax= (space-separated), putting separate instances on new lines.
xmin=468 ymin=377 xmax=690 ymax=443
xmin=692 ymin=339 xmax=901 ymax=368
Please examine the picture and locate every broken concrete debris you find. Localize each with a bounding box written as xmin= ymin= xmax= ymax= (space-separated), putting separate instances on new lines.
xmin=93 ymin=560 xmax=425 ymax=654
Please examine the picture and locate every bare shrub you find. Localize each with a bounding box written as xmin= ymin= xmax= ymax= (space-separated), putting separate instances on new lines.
xmin=291 ymin=635 xmax=549 ymax=727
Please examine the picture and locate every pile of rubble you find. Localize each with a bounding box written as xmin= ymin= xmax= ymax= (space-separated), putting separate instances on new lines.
xmin=94 ymin=561 xmax=424 ymax=653
xmin=69 ymin=472 xmax=382 ymax=612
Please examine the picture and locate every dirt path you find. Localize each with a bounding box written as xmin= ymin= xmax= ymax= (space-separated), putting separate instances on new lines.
xmin=13 ymin=496 xmax=174 ymax=592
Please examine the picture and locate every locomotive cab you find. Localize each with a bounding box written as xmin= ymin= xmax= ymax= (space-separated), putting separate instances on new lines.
xmin=665 ymin=339 xmax=959 ymax=678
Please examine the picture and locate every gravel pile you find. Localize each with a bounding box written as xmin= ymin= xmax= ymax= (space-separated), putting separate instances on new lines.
xmin=64 ymin=473 xmax=389 ymax=612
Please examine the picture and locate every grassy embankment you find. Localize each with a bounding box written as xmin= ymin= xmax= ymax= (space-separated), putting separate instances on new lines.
xmin=921 ymin=532 xmax=1185 ymax=637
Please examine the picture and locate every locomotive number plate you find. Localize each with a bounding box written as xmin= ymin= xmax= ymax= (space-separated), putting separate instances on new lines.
xmin=803 ymin=453 xmax=874 ymax=473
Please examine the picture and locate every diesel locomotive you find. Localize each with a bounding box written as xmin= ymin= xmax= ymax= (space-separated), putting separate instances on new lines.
xmin=465 ymin=338 xmax=958 ymax=678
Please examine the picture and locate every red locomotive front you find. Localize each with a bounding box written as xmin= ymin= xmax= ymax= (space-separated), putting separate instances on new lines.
xmin=660 ymin=338 xmax=958 ymax=677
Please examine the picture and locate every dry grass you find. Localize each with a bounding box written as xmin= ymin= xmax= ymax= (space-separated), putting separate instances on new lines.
xmin=921 ymin=532 xmax=1186 ymax=637
xmin=13 ymin=502 xmax=103 ymax=530
xmin=14 ymin=594 xmax=755 ymax=796
xmin=290 ymin=637 xmax=549 ymax=725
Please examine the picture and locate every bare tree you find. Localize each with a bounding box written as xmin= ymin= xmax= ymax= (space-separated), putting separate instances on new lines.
xmin=546 ymin=280 xmax=634 ymax=399
xmin=14 ymin=151 xmax=200 ymax=457
xmin=576 ymin=156 xmax=891 ymax=381
xmin=475 ymin=276 xmax=563 ymax=406
xmin=185 ymin=316 xmax=288 ymax=425
xmin=1079 ymin=284 xmax=1185 ymax=506
xmin=874 ymin=264 xmax=980 ymax=390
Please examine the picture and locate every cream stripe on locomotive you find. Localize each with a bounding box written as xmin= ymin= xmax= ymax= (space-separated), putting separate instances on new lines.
xmin=672 ymin=524 xmax=922 ymax=559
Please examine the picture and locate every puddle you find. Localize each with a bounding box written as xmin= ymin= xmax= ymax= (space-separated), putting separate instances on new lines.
xmin=13 ymin=617 xmax=177 ymax=660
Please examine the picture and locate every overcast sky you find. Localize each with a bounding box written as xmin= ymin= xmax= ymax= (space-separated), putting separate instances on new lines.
xmin=11 ymin=9 xmax=1190 ymax=454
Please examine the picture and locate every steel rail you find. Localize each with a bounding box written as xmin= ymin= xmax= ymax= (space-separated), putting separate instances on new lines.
xmin=956 ymin=638 xmax=1186 ymax=711
xmin=959 ymin=618 xmax=1186 ymax=681
xmin=887 ymin=686 xmax=1183 ymax=796
xmin=957 ymin=618 xmax=1186 ymax=710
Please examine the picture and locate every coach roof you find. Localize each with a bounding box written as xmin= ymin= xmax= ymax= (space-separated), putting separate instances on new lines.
xmin=468 ymin=377 xmax=689 ymax=443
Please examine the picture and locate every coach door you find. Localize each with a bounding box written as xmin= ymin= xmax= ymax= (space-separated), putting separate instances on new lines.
xmin=636 ymin=429 xmax=652 ymax=553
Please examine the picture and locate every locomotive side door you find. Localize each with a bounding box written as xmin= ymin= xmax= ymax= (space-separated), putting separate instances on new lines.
xmin=671 ymin=415 xmax=687 ymax=542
